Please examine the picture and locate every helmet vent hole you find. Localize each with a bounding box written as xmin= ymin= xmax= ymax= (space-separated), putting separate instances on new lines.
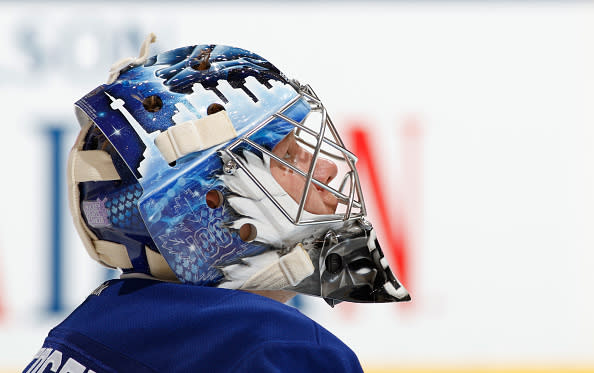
xmin=192 ymin=60 xmax=211 ymax=71
xmin=191 ymin=50 xmax=212 ymax=71
xmin=239 ymin=223 xmax=257 ymax=242
xmin=207 ymin=103 xmax=225 ymax=115
xmin=143 ymin=95 xmax=163 ymax=112
xmin=205 ymin=190 xmax=223 ymax=209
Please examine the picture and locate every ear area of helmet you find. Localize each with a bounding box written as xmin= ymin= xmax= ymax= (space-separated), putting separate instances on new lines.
xmin=67 ymin=121 xmax=133 ymax=270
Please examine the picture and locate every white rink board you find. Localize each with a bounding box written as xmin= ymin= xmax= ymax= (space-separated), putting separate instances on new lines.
xmin=1 ymin=2 xmax=594 ymax=371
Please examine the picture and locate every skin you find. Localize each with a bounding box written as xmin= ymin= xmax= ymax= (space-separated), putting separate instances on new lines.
xmin=269 ymin=132 xmax=339 ymax=215
xmin=246 ymin=132 xmax=340 ymax=303
xmin=246 ymin=290 xmax=298 ymax=304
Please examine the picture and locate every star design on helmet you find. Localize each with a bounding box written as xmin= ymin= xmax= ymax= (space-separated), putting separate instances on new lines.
xmin=111 ymin=125 xmax=123 ymax=137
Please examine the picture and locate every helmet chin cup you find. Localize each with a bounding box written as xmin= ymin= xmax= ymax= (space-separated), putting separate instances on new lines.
xmin=321 ymin=224 xmax=411 ymax=305
xmin=291 ymin=220 xmax=410 ymax=306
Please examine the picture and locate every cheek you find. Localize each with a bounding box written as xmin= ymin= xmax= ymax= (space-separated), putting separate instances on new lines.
xmin=270 ymin=159 xmax=337 ymax=215
xmin=296 ymin=151 xmax=312 ymax=173
xmin=271 ymin=166 xmax=305 ymax=199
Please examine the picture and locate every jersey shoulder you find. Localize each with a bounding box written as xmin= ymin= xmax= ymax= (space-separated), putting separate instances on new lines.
xmin=26 ymin=279 xmax=361 ymax=373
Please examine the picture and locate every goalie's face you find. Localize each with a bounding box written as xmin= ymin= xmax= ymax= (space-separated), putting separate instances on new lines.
xmin=270 ymin=132 xmax=339 ymax=215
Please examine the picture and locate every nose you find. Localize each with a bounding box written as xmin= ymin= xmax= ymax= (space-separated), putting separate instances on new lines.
xmin=313 ymin=157 xmax=338 ymax=185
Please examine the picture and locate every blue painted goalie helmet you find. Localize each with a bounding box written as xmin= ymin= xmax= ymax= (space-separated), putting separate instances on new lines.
xmin=68 ymin=35 xmax=410 ymax=305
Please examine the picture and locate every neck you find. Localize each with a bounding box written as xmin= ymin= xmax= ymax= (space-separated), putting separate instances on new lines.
xmin=244 ymin=290 xmax=297 ymax=304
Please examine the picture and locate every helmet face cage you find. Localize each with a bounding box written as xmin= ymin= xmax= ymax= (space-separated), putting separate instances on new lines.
xmin=224 ymin=83 xmax=366 ymax=226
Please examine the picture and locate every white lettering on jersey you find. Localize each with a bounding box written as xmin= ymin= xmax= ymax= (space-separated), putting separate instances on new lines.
xmin=25 ymin=348 xmax=96 ymax=373
xmin=26 ymin=347 xmax=52 ymax=373
xmin=58 ymin=357 xmax=88 ymax=373
xmin=37 ymin=350 xmax=62 ymax=372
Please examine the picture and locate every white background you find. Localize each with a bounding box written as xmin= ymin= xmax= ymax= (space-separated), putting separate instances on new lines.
xmin=1 ymin=2 xmax=593 ymax=371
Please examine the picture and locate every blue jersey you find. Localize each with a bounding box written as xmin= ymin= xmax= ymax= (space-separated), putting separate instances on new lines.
xmin=24 ymin=278 xmax=363 ymax=373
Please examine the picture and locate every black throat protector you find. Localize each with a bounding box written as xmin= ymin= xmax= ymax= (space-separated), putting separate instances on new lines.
xmin=293 ymin=220 xmax=411 ymax=307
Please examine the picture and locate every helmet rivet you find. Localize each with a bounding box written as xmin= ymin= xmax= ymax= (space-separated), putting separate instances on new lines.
xmin=223 ymin=160 xmax=237 ymax=175
xmin=359 ymin=218 xmax=372 ymax=230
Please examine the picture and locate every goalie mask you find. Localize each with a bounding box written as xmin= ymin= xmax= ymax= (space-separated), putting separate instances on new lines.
xmin=68 ymin=36 xmax=410 ymax=305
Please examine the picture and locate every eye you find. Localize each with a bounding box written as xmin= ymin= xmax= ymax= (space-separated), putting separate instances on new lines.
xmin=282 ymin=151 xmax=296 ymax=168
